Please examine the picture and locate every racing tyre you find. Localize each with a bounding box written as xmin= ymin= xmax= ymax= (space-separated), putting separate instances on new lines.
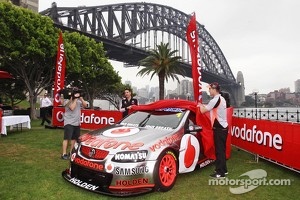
xmin=154 ymin=150 xmax=178 ymax=192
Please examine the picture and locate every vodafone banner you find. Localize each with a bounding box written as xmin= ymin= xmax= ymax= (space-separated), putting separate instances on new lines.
xmin=186 ymin=13 xmax=202 ymax=103
xmin=231 ymin=117 xmax=300 ymax=171
xmin=53 ymin=31 xmax=66 ymax=107
xmin=52 ymin=107 xmax=123 ymax=130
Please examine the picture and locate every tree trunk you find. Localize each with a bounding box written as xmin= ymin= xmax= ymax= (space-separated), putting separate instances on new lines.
xmin=158 ymin=73 xmax=165 ymax=100
xmin=29 ymin=93 xmax=37 ymax=120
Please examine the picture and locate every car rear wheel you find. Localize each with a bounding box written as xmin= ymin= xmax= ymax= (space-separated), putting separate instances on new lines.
xmin=154 ymin=150 xmax=178 ymax=192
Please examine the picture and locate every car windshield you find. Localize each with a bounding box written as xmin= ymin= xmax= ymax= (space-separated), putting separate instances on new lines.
xmin=120 ymin=109 xmax=186 ymax=129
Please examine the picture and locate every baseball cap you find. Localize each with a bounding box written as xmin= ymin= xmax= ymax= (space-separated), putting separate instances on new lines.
xmin=208 ymin=82 xmax=220 ymax=91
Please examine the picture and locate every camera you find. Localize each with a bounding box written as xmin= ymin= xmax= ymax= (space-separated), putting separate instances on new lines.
xmin=59 ymin=87 xmax=84 ymax=99
xmin=71 ymin=88 xmax=81 ymax=99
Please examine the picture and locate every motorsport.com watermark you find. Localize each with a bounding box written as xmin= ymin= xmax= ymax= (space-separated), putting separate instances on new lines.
xmin=208 ymin=169 xmax=292 ymax=194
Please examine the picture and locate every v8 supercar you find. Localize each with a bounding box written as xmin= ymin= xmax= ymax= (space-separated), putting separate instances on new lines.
xmin=62 ymin=100 xmax=220 ymax=196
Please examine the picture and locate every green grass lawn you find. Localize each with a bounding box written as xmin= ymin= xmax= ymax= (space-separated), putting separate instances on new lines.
xmin=0 ymin=119 xmax=299 ymax=200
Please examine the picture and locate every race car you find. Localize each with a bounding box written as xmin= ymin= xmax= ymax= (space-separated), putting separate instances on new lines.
xmin=62 ymin=99 xmax=222 ymax=196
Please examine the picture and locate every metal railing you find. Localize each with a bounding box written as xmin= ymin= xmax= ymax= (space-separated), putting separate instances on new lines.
xmin=233 ymin=108 xmax=300 ymax=123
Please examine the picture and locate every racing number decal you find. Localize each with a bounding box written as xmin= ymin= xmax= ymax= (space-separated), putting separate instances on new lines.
xmin=176 ymin=113 xmax=182 ymax=118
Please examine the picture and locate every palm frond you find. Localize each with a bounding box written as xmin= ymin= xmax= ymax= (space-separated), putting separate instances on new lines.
xmin=137 ymin=42 xmax=184 ymax=99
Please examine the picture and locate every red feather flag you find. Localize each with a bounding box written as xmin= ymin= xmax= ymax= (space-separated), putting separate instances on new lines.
xmin=0 ymin=71 xmax=13 ymax=79
xmin=186 ymin=14 xmax=215 ymax=159
xmin=186 ymin=14 xmax=233 ymax=159
xmin=53 ymin=31 xmax=66 ymax=107
xmin=186 ymin=13 xmax=202 ymax=103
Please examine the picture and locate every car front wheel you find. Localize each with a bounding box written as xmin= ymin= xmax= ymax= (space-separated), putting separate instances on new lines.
xmin=154 ymin=150 xmax=178 ymax=192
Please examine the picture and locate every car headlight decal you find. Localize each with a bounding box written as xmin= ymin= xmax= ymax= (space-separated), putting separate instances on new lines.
xmin=74 ymin=142 xmax=79 ymax=150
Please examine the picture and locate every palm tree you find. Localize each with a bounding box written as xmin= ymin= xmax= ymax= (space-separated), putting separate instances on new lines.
xmin=137 ymin=42 xmax=185 ymax=100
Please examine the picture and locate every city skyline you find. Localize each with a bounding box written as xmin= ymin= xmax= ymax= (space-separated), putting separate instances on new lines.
xmin=127 ymin=78 xmax=300 ymax=99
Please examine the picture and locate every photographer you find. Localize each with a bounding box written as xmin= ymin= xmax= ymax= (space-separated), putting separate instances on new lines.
xmin=61 ymin=87 xmax=87 ymax=160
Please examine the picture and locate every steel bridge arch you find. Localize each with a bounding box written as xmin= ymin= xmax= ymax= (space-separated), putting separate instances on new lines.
xmin=40 ymin=2 xmax=244 ymax=105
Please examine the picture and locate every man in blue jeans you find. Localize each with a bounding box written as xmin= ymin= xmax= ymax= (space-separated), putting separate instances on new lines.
xmin=198 ymin=82 xmax=228 ymax=178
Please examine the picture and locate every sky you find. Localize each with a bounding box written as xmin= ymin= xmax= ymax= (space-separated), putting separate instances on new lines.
xmin=39 ymin=0 xmax=300 ymax=95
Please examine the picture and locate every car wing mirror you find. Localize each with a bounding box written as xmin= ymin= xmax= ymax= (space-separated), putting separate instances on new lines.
xmin=186 ymin=125 xmax=202 ymax=134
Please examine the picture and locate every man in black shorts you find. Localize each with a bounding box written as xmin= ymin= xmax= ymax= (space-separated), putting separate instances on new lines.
xmin=61 ymin=87 xmax=87 ymax=160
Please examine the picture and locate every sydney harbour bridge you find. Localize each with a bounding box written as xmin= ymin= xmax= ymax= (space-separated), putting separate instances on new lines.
xmin=40 ymin=2 xmax=245 ymax=106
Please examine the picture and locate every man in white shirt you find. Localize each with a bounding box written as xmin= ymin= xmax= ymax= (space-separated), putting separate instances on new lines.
xmin=198 ymin=82 xmax=228 ymax=179
xmin=40 ymin=93 xmax=52 ymax=125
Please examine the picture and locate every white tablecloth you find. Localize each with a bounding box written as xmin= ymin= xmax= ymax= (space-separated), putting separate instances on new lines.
xmin=1 ymin=115 xmax=31 ymax=135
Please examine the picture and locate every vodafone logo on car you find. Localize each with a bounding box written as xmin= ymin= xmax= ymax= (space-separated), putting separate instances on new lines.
xmin=103 ymin=127 xmax=140 ymax=137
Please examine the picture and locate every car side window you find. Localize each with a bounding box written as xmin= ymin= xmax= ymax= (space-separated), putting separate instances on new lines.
xmin=184 ymin=113 xmax=196 ymax=132
xmin=184 ymin=119 xmax=194 ymax=130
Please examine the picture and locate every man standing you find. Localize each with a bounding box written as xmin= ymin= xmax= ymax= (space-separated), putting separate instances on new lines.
xmin=40 ymin=93 xmax=52 ymax=125
xmin=61 ymin=87 xmax=87 ymax=160
xmin=120 ymin=88 xmax=138 ymax=118
xmin=198 ymin=82 xmax=228 ymax=178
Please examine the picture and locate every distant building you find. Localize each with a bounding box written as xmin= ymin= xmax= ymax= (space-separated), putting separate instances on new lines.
xmin=137 ymin=88 xmax=148 ymax=99
xmin=124 ymin=80 xmax=132 ymax=86
xmin=279 ymin=88 xmax=290 ymax=93
xmin=123 ymin=80 xmax=138 ymax=94
xmin=132 ymin=86 xmax=137 ymax=94
xmin=150 ymin=86 xmax=159 ymax=101
xmin=11 ymin=0 xmax=39 ymax=12
xmin=285 ymin=93 xmax=296 ymax=100
xmin=145 ymin=85 xmax=149 ymax=92
xmin=166 ymin=89 xmax=176 ymax=98
xmin=178 ymin=79 xmax=193 ymax=99
xmin=236 ymin=71 xmax=245 ymax=106
xmin=295 ymin=79 xmax=300 ymax=93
